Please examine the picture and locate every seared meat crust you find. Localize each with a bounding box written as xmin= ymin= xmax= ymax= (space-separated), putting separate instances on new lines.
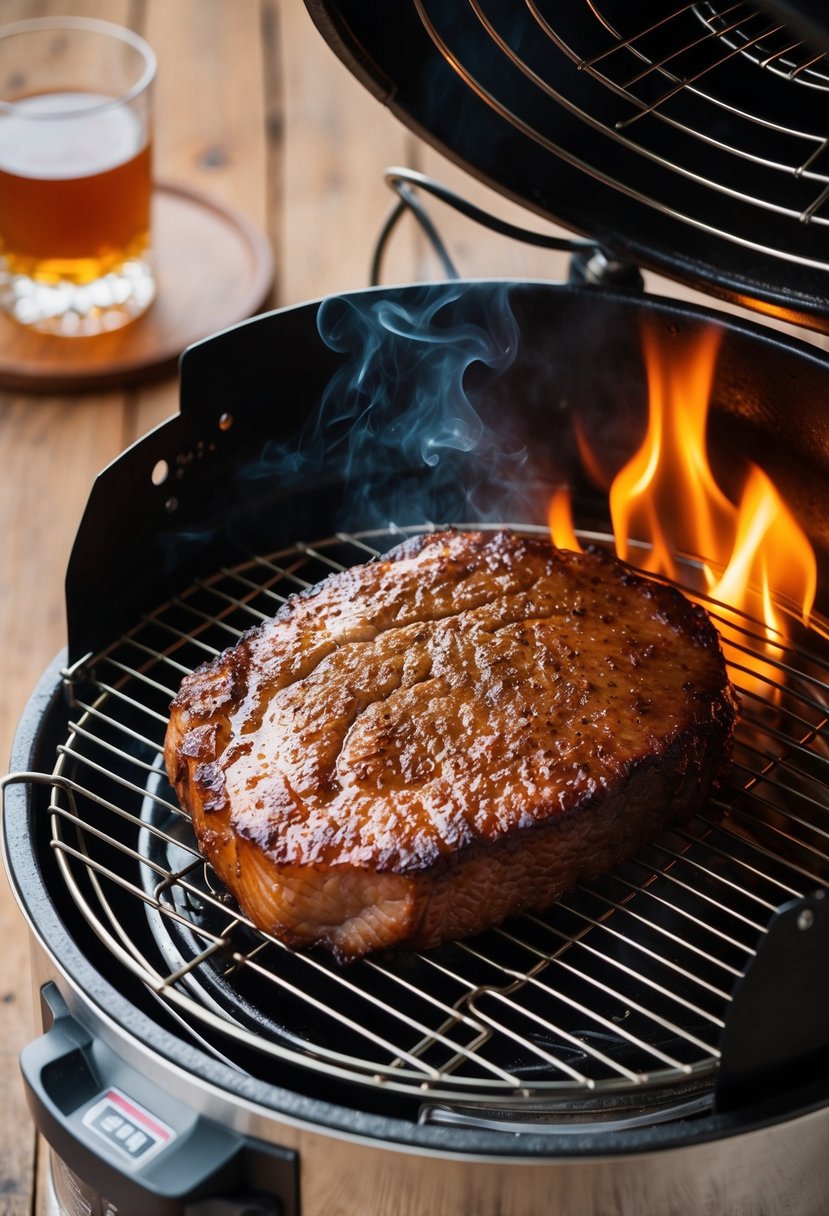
xmin=165 ymin=530 xmax=738 ymax=960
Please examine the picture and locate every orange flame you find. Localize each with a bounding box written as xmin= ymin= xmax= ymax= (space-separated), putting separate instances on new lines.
xmin=609 ymin=327 xmax=733 ymax=582
xmin=549 ymin=325 xmax=817 ymax=694
xmin=547 ymin=485 xmax=583 ymax=554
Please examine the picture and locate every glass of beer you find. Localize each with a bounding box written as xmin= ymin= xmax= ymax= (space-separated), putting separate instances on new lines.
xmin=0 ymin=17 xmax=156 ymax=336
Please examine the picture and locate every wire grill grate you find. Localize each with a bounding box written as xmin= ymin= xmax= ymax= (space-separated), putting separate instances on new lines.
xmin=409 ymin=0 xmax=829 ymax=269
xmin=39 ymin=524 xmax=829 ymax=1108
xmin=699 ymin=3 xmax=829 ymax=89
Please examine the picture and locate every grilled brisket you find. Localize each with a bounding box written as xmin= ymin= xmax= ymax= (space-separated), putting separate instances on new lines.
xmin=164 ymin=530 xmax=738 ymax=960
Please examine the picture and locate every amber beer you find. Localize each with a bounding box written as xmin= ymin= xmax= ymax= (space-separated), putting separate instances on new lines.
xmin=0 ymin=92 xmax=152 ymax=283
xmin=0 ymin=18 xmax=156 ymax=335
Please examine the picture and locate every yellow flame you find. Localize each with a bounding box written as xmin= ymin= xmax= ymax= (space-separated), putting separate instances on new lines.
xmin=548 ymin=486 xmax=583 ymax=554
xmin=548 ymin=325 xmax=817 ymax=693
xmin=609 ymin=326 xmax=733 ymax=582
xmin=711 ymin=463 xmax=816 ymax=628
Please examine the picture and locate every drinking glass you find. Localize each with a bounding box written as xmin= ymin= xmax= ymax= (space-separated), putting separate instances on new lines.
xmin=0 ymin=17 xmax=156 ymax=336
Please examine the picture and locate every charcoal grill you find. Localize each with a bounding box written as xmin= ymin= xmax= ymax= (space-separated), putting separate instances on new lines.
xmin=6 ymin=4 xmax=829 ymax=1215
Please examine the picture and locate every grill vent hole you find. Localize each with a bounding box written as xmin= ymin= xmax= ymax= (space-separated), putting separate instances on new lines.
xmin=151 ymin=459 xmax=169 ymax=487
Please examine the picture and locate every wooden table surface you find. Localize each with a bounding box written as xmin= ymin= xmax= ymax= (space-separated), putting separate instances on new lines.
xmin=2 ymin=3 xmax=824 ymax=1211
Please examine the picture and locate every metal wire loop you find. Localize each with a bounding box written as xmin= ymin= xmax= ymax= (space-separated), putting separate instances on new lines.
xmin=370 ymin=167 xmax=598 ymax=286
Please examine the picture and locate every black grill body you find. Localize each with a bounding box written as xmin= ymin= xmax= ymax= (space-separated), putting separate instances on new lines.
xmin=6 ymin=281 xmax=829 ymax=1214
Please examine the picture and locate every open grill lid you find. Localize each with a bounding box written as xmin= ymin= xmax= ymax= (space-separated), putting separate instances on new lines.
xmin=305 ymin=0 xmax=829 ymax=333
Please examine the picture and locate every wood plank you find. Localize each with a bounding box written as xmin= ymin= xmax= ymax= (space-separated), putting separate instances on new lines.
xmin=0 ymin=0 xmax=130 ymax=20
xmin=126 ymin=0 xmax=271 ymax=443
xmin=129 ymin=0 xmax=417 ymax=439
xmin=278 ymin=2 xmax=416 ymax=302
xmin=145 ymin=0 xmax=268 ymax=229
xmin=0 ymin=5 xmax=132 ymax=1212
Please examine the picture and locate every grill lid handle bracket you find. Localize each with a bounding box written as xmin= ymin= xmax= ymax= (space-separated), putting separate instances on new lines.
xmin=370 ymin=167 xmax=612 ymax=289
xmin=716 ymin=889 xmax=829 ymax=1111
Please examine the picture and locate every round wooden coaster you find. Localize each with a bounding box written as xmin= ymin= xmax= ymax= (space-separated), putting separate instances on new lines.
xmin=0 ymin=181 xmax=274 ymax=393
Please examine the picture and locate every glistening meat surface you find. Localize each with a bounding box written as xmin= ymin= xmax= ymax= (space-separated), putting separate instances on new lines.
xmin=164 ymin=530 xmax=738 ymax=960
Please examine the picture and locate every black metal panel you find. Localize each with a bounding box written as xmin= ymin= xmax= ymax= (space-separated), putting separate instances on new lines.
xmin=717 ymin=891 xmax=829 ymax=1110
xmin=65 ymin=281 xmax=829 ymax=663
xmin=65 ymin=301 xmax=348 ymax=665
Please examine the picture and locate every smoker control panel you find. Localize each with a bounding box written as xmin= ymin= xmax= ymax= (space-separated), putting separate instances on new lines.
xmin=82 ymin=1087 xmax=175 ymax=1168
xmin=22 ymin=984 xmax=299 ymax=1216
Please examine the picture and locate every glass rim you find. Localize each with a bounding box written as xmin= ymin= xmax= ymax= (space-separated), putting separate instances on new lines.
xmin=0 ymin=16 xmax=156 ymax=119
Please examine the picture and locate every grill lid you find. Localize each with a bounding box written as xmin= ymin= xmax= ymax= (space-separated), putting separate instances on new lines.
xmin=306 ymin=0 xmax=829 ymax=332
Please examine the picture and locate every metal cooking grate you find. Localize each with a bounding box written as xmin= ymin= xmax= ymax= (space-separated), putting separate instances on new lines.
xmin=699 ymin=2 xmax=829 ymax=89
xmin=411 ymin=0 xmax=829 ymax=256
xmin=40 ymin=524 xmax=829 ymax=1111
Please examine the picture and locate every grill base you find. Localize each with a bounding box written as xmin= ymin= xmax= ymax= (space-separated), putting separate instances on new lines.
xmin=20 ymin=940 xmax=829 ymax=1215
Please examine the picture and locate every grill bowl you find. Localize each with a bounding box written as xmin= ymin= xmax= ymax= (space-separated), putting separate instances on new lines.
xmin=5 ymin=280 xmax=829 ymax=1215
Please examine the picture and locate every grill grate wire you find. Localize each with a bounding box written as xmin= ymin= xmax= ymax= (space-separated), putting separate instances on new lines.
xmin=697 ymin=3 xmax=829 ymax=88
xmin=37 ymin=524 xmax=829 ymax=1108
xmin=409 ymin=0 xmax=829 ymax=268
